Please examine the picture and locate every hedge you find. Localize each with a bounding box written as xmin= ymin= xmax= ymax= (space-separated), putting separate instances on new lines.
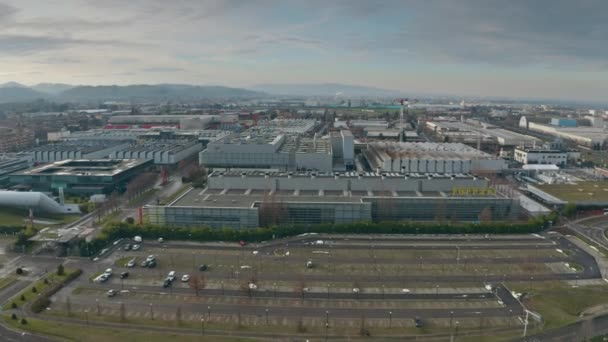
xmin=30 ymin=269 xmax=83 ymax=314
xmin=78 ymin=213 xmax=556 ymax=257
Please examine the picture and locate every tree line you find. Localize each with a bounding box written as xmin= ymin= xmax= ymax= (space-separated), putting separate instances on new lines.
xmin=77 ymin=214 xmax=555 ymax=258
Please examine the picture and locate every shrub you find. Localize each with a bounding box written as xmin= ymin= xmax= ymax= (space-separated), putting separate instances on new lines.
xmin=10 ymin=313 xmax=17 ymax=320
xmin=57 ymin=264 xmax=65 ymax=276
xmin=125 ymin=217 xmax=135 ymax=225
xmin=31 ymin=286 xmax=37 ymax=293
xmin=20 ymin=318 xmax=27 ymax=325
xmin=44 ymin=278 xmax=49 ymax=284
xmin=15 ymin=267 xmax=23 ymax=275
xmin=20 ymin=294 xmax=25 ymax=301
xmin=30 ymin=296 xmax=51 ymax=314
xmin=11 ymin=302 xmax=17 ymax=309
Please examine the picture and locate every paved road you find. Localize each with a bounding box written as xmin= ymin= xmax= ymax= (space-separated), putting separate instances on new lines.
xmin=523 ymin=313 xmax=608 ymax=342
xmin=66 ymin=283 xmax=521 ymax=320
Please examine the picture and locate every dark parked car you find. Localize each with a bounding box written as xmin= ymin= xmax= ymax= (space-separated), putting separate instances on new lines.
xmin=415 ymin=317 xmax=423 ymax=328
xmin=120 ymin=272 xmax=129 ymax=279
xmin=198 ymin=264 xmax=208 ymax=271
xmin=162 ymin=279 xmax=171 ymax=288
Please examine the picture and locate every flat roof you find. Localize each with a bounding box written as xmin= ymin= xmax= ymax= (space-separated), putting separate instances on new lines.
xmin=534 ymin=182 xmax=608 ymax=204
xmin=209 ymin=170 xmax=477 ymax=180
xmin=13 ymin=159 xmax=150 ymax=177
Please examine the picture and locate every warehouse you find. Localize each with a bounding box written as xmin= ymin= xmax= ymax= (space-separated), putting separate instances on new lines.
xmin=29 ymin=140 xmax=132 ymax=163
xmin=145 ymin=170 xmax=519 ymax=229
xmin=110 ymin=139 xmax=203 ymax=165
xmin=520 ymin=116 xmax=608 ymax=149
xmin=426 ymin=119 xmax=540 ymax=148
xmin=364 ymin=142 xmax=507 ymax=174
xmin=10 ymin=159 xmax=153 ymax=195
xmin=200 ymin=129 xmax=347 ymax=171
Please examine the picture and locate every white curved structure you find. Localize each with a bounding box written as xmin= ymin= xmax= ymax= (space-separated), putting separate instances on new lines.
xmin=0 ymin=191 xmax=79 ymax=214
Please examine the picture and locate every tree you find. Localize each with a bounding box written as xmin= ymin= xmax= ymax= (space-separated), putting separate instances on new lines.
xmin=188 ymin=275 xmax=207 ymax=296
xmin=57 ymin=264 xmax=65 ymax=276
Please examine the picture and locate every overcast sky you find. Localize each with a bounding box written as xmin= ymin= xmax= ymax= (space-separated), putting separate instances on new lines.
xmin=0 ymin=0 xmax=607 ymax=101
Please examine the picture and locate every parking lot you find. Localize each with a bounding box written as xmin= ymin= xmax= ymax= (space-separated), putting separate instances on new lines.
xmin=46 ymin=233 xmax=602 ymax=339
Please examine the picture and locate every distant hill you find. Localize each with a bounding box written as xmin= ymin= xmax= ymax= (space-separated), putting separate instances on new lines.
xmin=0 ymin=82 xmax=28 ymax=88
xmin=57 ymin=84 xmax=264 ymax=102
xmin=31 ymin=83 xmax=74 ymax=95
xmin=251 ymin=83 xmax=402 ymax=97
xmin=0 ymin=83 xmax=264 ymax=103
xmin=0 ymin=87 xmax=47 ymax=103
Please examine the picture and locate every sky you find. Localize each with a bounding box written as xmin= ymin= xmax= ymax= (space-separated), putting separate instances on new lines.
xmin=0 ymin=0 xmax=607 ymax=101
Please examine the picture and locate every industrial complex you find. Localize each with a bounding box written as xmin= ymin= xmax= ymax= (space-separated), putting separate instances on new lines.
xmin=145 ymin=170 xmax=518 ymax=228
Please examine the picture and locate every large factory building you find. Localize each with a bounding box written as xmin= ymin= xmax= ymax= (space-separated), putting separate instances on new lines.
xmin=145 ymin=170 xmax=520 ymax=229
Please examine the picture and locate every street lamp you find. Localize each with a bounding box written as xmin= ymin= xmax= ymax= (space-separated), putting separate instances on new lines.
xmin=388 ymin=311 xmax=392 ymax=328
xmin=84 ymin=309 xmax=89 ymax=326
xmin=327 ymin=283 xmax=330 ymax=299
xmin=149 ymin=303 xmax=154 ymax=320
xmin=221 ymin=281 xmax=225 ymax=295
xmin=265 ymin=308 xmax=269 ymax=325
xmin=207 ymin=306 xmax=211 ymax=320
xmin=450 ymin=311 xmax=454 ymax=329
xmin=273 ymin=282 xmax=277 ymax=297
xmin=325 ymin=322 xmax=329 ymax=342
xmin=382 ymin=284 xmax=385 ymax=300
xmin=201 ymin=318 xmax=205 ymax=336
xmin=325 ymin=310 xmax=330 ymax=324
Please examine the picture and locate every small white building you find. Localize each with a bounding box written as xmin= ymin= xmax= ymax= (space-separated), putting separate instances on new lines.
xmin=514 ymin=147 xmax=579 ymax=166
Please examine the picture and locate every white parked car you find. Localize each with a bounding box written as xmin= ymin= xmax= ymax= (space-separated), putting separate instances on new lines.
xmin=103 ymin=268 xmax=113 ymax=276
xmin=134 ymin=236 xmax=142 ymax=243
xmin=181 ymin=274 xmax=190 ymax=282
xmin=132 ymin=244 xmax=141 ymax=251
xmin=167 ymin=271 xmax=176 ymax=282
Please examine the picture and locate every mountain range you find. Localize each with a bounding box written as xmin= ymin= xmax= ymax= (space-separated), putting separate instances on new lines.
xmin=0 ymin=83 xmax=264 ymax=103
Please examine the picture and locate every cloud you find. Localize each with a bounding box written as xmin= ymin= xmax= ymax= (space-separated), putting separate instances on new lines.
xmin=0 ymin=34 xmax=136 ymax=56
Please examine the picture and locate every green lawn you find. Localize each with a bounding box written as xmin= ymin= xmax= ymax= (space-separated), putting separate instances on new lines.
xmin=3 ymin=268 xmax=76 ymax=310
xmin=0 ymin=276 xmax=17 ymax=291
xmin=0 ymin=207 xmax=80 ymax=227
xmin=511 ymin=283 xmax=608 ymax=329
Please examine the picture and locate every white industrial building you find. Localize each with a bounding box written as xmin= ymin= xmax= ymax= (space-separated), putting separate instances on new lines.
xmin=520 ymin=116 xmax=608 ymax=148
xmin=426 ymin=119 xmax=540 ymax=147
xmin=364 ymin=142 xmax=507 ymax=174
xmin=256 ymin=119 xmax=318 ymax=134
xmin=200 ymin=129 xmax=354 ymax=171
xmin=110 ymin=139 xmax=203 ymax=165
xmin=30 ymin=140 xmax=132 ymax=163
xmin=0 ymin=191 xmax=79 ymax=214
xmin=146 ymin=170 xmax=519 ymax=229
xmin=513 ymin=147 xmax=580 ymax=166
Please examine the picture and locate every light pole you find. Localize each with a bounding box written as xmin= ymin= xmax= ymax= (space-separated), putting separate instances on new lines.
xmin=149 ymin=303 xmax=154 ymax=320
xmin=436 ymin=284 xmax=439 ymax=295
xmin=388 ymin=311 xmax=392 ymax=328
xmin=382 ymin=284 xmax=385 ymax=300
xmin=84 ymin=309 xmax=89 ymax=326
xmin=265 ymin=308 xmax=269 ymax=325
xmin=221 ymin=281 xmax=225 ymax=295
xmin=201 ymin=318 xmax=205 ymax=336
xmin=325 ymin=310 xmax=329 ymax=325
xmin=327 ymin=283 xmax=330 ymax=299
xmin=450 ymin=311 xmax=454 ymax=329
xmin=207 ymin=306 xmax=211 ymax=320
xmin=456 ymin=245 xmax=460 ymax=265
xmin=273 ymin=282 xmax=277 ymax=297
xmin=325 ymin=322 xmax=329 ymax=342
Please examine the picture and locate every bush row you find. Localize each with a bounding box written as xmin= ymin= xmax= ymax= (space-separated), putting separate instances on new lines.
xmin=30 ymin=269 xmax=83 ymax=314
xmin=78 ymin=214 xmax=555 ymax=257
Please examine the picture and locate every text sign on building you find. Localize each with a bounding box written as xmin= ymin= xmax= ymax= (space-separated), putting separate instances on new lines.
xmin=451 ymin=187 xmax=496 ymax=197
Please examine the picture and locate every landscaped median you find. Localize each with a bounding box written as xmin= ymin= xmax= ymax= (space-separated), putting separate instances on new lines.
xmin=3 ymin=267 xmax=82 ymax=313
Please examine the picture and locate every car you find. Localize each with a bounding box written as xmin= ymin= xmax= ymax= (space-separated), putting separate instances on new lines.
xmin=123 ymin=244 xmax=131 ymax=251
xmin=134 ymin=236 xmax=142 ymax=243
xmin=146 ymin=255 xmax=155 ymax=262
xmin=132 ymin=244 xmax=140 ymax=251
xmin=306 ymin=260 xmax=313 ymax=268
xmin=147 ymin=260 xmax=156 ymax=268
xmin=96 ymin=274 xmax=109 ymax=283
xmin=107 ymin=289 xmax=117 ymax=297
xmin=103 ymin=268 xmax=112 ymax=277
xmin=167 ymin=271 xmax=176 ymax=282
xmin=181 ymin=274 xmax=190 ymax=282
xmin=415 ymin=317 xmax=423 ymax=328
xmin=198 ymin=264 xmax=208 ymax=272
xmin=126 ymin=259 xmax=136 ymax=268
xmin=158 ymin=237 xmax=164 ymax=243
xmin=120 ymin=272 xmax=129 ymax=279
xmin=141 ymin=260 xmax=149 ymax=267
xmin=162 ymin=279 xmax=171 ymax=288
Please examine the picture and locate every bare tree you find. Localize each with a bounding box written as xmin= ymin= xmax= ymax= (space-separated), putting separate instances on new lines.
xmin=188 ymin=275 xmax=207 ymax=296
